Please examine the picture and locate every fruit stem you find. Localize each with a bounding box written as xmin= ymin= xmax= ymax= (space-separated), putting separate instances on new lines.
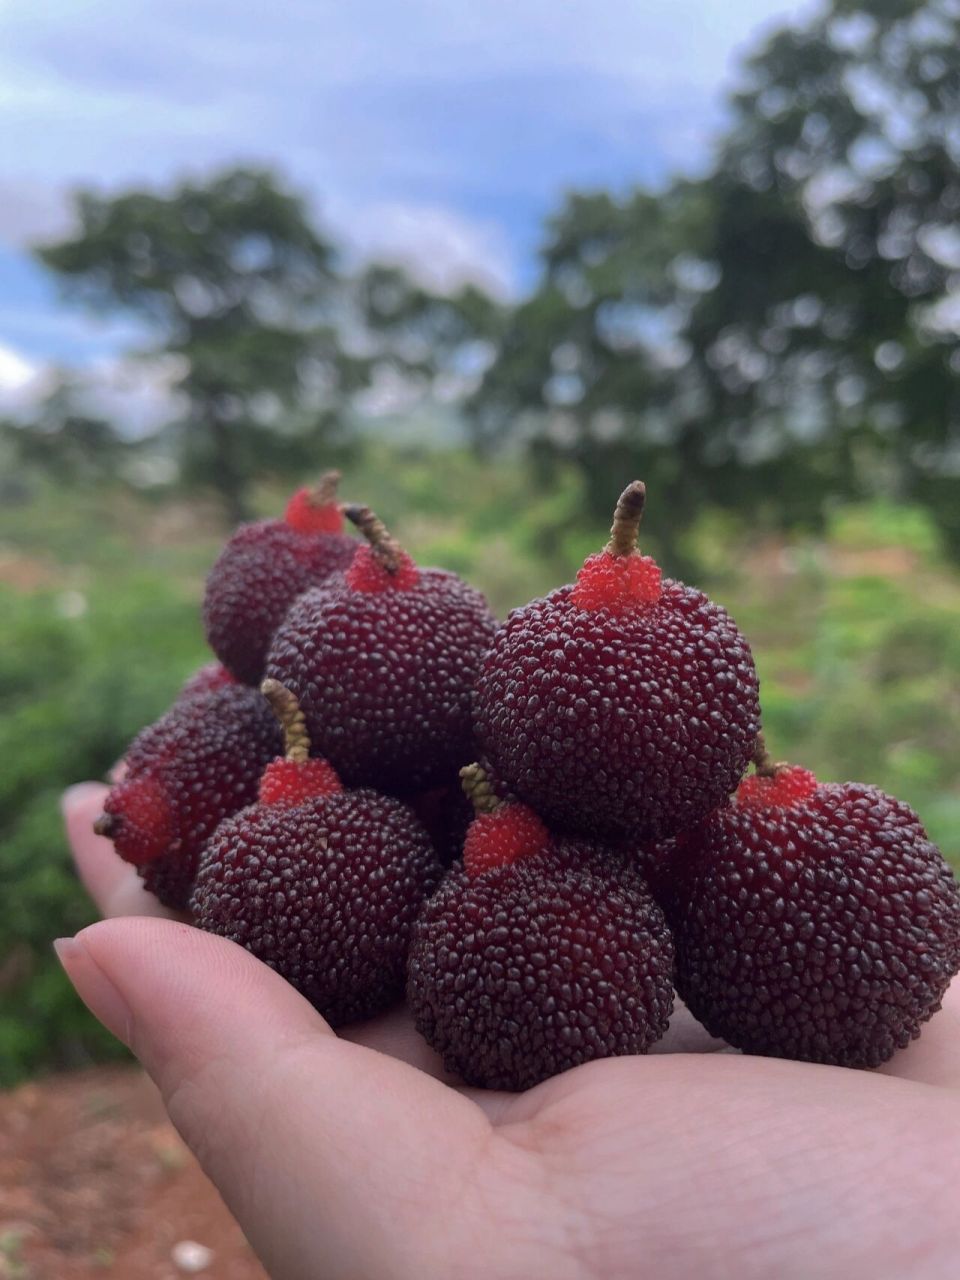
xmin=752 ymin=732 xmax=780 ymax=779
xmin=93 ymin=813 xmax=118 ymax=838
xmin=343 ymin=504 xmax=405 ymax=575
xmin=460 ymin=763 xmax=501 ymax=815
xmin=605 ymin=481 xmax=646 ymax=556
xmin=261 ymin=678 xmax=311 ymax=763
xmin=306 ymin=469 xmax=341 ymax=508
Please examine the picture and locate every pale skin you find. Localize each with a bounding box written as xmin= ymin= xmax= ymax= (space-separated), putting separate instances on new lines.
xmin=60 ymin=782 xmax=960 ymax=1280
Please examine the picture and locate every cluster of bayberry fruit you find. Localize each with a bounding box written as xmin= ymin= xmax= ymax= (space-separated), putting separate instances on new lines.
xmin=94 ymin=473 xmax=960 ymax=1089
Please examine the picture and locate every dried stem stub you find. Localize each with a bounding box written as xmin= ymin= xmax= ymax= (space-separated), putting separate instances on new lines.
xmin=261 ymin=678 xmax=311 ymax=763
xmin=343 ymin=504 xmax=405 ymax=575
xmin=460 ymin=763 xmax=501 ymax=815
xmin=605 ymin=481 xmax=646 ymax=557
xmin=751 ymin=731 xmax=781 ymax=779
xmin=307 ymin=470 xmax=341 ymax=508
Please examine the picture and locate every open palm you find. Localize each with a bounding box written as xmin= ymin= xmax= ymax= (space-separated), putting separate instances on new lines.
xmin=60 ymin=784 xmax=960 ymax=1280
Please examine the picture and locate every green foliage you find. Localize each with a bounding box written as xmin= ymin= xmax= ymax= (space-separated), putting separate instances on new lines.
xmin=470 ymin=0 xmax=960 ymax=555
xmin=0 ymin=380 xmax=130 ymax=487
xmin=36 ymin=167 xmax=346 ymax=523
xmin=1 ymin=456 xmax=958 ymax=1085
xmin=0 ymin=576 xmax=208 ymax=1085
xmin=32 ymin=169 xmax=507 ymax=530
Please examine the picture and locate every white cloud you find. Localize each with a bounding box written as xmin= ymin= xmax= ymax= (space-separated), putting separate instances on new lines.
xmin=0 ymin=341 xmax=47 ymax=412
xmin=0 ymin=0 xmax=820 ymax=370
xmin=0 ymin=0 xmax=816 ymax=223
xmin=0 ymin=339 xmax=184 ymax=434
xmin=334 ymin=199 xmax=515 ymax=299
xmin=0 ymin=179 xmax=72 ymax=249
xmin=78 ymin=353 xmax=187 ymax=435
xmin=0 ymin=342 xmax=39 ymax=391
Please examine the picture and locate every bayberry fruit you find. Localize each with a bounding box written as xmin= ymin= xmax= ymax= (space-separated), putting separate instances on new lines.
xmin=265 ymin=504 xmax=498 ymax=793
xmin=94 ymin=684 xmax=282 ymax=909
xmin=474 ymin=481 xmax=760 ymax=841
xmin=202 ymin=471 xmax=356 ymax=684
xmin=191 ymin=681 xmax=442 ymax=1026
xmin=671 ymin=742 xmax=960 ymax=1067
xmin=406 ymin=765 xmax=674 ymax=1090
xmin=176 ymin=661 xmax=238 ymax=702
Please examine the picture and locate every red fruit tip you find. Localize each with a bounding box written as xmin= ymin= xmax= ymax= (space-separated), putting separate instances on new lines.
xmin=571 ymin=549 xmax=662 ymax=612
xmin=101 ymin=774 xmax=174 ymax=866
xmin=345 ymin=544 xmax=420 ymax=593
xmin=258 ymin=757 xmax=343 ymax=807
xmin=735 ymin=765 xmax=819 ymax=811
xmin=180 ymin=662 xmax=238 ymax=699
xmin=463 ymin=803 xmax=551 ymax=877
xmin=284 ymin=487 xmax=344 ymax=535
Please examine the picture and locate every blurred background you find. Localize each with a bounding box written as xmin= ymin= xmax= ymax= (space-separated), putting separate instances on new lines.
xmin=1 ymin=0 xmax=959 ymax=1271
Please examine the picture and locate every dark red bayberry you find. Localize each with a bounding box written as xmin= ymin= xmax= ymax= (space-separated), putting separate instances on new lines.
xmin=474 ymin=482 xmax=760 ymax=842
xmin=177 ymin=661 xmax=238 ymax=702
xmin=191 ymin=680 xmax=442 ymax=1025
xmin=406 ymin=765 xmax=674 ymax=1090
xmin=265 ymin=504 xmax=498 ymax=794
xmin=202 ymin=471 xmax=356 ymax=685
xmin=94 ymin=685 xmax=282 ymax=910
xmin=671 ymin=739 xmax=960 ymax=1067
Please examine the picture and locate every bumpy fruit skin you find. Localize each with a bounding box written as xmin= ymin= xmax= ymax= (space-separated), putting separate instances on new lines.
xmin=203 ymin=519 xmax=356 ymax=685
xmin=258 ymin=757 xmax=343 ymax=807
xmin=101 ymin=686 xmax=282 ymax=909
xmin=462 ymin=803 xmax=550 ymax=876
xmin=265 ymin=570 xmax=497 ymax=793
xmin=474 ymin=580 xmax=760 ymax=841
xmin=671 ymin=773 xmax=960 ymax=1067
xmin=192 ymin=791 xmax=441 ymax=1026
xmin=407 ymin=849 xmax=674 ymax=1090
xmin=177 ymin=661 xmax=238 ymax=702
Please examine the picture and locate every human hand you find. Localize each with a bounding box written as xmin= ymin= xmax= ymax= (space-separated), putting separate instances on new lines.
xmin=59 ymin=783 xmax=960 ymax=1280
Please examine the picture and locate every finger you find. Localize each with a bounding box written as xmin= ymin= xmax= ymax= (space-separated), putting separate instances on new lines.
xmin=55 ymin=918 xmax=495 ymax=1280
xmin=62 ymin=783 xmax=179 ymax=921
xmin=877 ymin=979 xmax=960 ymax=1089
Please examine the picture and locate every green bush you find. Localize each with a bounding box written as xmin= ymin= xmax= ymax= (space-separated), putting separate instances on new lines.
xmin=0 ymin=577 xmax=207 ymax=1084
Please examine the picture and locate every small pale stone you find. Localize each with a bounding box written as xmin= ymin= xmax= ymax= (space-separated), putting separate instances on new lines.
xmin=171 ymin=1240 xmax=214 ymax=1273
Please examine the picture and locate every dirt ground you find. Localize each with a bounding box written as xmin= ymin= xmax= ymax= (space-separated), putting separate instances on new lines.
xmin=0 ymin=1066 xmax=266 ymax=1280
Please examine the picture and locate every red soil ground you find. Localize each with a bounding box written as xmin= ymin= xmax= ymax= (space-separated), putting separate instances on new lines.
xmin=0 ymin=1066 xmax=266 ymax=1280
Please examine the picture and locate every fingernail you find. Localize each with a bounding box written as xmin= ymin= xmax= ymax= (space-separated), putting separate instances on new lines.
xmin=61 ymin=782 xmax=107 ymax=817
xmin=54 ymin=935 xmax=134 ymax=1047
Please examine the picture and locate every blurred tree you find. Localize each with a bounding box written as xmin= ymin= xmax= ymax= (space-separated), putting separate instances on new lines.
xmin=698 ymin=0 xmax=960 ymax=548
xmin=471 ymin=0 xmax=960 ymax=555
xmin=1 ymin=376 xmax=128 ymax=487
xmin=36 ymin=168 xmax=348 ymax=523
xmin=356 ymin=265 xmax=505 ymax=420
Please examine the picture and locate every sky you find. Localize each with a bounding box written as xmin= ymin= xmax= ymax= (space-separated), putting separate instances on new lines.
xmin=0 ymin=0 xmax=813 ymax=421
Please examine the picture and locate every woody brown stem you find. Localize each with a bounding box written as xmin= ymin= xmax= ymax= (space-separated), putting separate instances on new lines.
xmin=460 ymin=763 xmax=501 ymax=815
xmin=93 ymin=813 xmax=118 ymax=838
xmin=605 ymin=481 xmax=646 ymax=556
xmin=343 ymin=504 xmax=405 ymax=575
xmin=306 ymin=470 xmax=341 ymax=507
xmin=752 ymin=731 xmax=780 ymax=779
xmin=261 ymin=679 xmax=311 ymax=763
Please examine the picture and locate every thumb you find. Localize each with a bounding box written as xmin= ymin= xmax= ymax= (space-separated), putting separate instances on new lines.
xmin=56 ymin=918 xmax=492 ymax=1280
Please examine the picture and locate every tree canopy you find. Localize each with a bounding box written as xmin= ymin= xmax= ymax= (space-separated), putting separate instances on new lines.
xmin=470 ymin=0 xmax=960 ymax=552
